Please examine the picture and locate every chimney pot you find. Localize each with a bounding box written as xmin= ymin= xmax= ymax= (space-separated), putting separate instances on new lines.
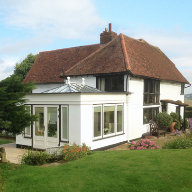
xmin=105 ymin=28 xmax=108 ymax=32
xmin=109 ymin=23 xmax=112 ymax=31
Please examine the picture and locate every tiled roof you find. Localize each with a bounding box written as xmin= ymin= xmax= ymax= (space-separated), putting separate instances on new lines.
xmin=23 ymin=44 xmax=100 ymax=84
xmin=24 ymin=32 xmax=189 ymax=84
xmin=43 ymin=83 xmax=104 ymax=93
xmin=65 ymin=33 xmax=189 ymax=84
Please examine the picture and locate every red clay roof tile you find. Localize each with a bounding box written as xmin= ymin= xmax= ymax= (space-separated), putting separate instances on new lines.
xmin=23 ymin=44 xmax=100 ymax=84
xmin=24 ymin=33 xmax=189 ymax=84
xmin=65 ymin=34 xmax=189 ymax=84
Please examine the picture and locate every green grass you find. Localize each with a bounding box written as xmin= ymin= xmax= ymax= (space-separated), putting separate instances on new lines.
xmin=1 ymin=149 xmax=192 ymax=192
xmin=0 ymin=139 xmax=15 ymax=145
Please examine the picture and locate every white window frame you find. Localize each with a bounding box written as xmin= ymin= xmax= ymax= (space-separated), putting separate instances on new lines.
xmin=93 ymin=104 xmax=124 ymax=140
xmin=103 ymin=104 xmax=116 ymax=138
xmin=116 ymin=104 xmax=124 ymax=135
xmin=24 ymin=105 xmax=31 ymax=138
xmin=61 ymin=105 xmax=69 ymax=142
xmin=93 ymin=105 xmax=102 ymax=139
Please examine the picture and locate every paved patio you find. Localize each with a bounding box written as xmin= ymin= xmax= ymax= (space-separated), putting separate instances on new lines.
xmin=0 ymin=143 xmax=27 ymax=164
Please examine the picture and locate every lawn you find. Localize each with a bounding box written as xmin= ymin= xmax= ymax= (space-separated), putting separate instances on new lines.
xmin=0 ymin=138 xmax=15 ymax=145
xmin=1 ymin=148 xmax=192 ymax=192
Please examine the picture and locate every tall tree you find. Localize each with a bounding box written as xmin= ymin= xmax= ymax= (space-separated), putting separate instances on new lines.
xmin=0 ymin=75 xmax=38 ymax=135
xmin=14 ymin=53 xmax=38 ymax=80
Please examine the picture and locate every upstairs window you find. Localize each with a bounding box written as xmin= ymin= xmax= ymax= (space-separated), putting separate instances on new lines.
xmin=97 ymin=75 xmax=124 ymax=92
xmin=181 ymin=83 xmax=185 ymax=95
xmin=144 ymin=79 xmax=160 ymax=105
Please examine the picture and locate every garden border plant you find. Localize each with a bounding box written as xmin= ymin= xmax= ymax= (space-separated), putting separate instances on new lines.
xmin=20 ymin=143 xmax=93 ymax=165
xmin=128 ymin=139 xmax=159 ymax=150
xmin=162 ymin=131 xmax=192 ymax=149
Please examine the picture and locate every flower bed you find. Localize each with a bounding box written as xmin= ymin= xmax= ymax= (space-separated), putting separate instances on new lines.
xmin=128 ymin=139 xmax=159 ymax=150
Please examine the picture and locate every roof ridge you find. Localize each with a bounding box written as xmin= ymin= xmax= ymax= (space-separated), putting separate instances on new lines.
xmin=41 ymin=43 xmax=100 ymax=53
xmin=120 ymin=33 xmax=131 ymax=71
xmin=65 ymin=35 xmax=120 ymax=74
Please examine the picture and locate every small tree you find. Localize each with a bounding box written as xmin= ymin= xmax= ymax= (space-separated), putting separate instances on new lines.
xmin=14 ymin=53 xmax=38 ymax=81
xmin=156 ymin=112 xmax=173 ymax=130
xmin=0 ymin=75 xmax=38 ymax=135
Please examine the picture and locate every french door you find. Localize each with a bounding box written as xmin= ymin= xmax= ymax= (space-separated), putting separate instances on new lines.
xmin=33 ymin=105 xmax=59 ymax=149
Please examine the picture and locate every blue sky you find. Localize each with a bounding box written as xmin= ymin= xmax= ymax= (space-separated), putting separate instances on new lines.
xmin=0 ymin=0 xmax=192 ymax=93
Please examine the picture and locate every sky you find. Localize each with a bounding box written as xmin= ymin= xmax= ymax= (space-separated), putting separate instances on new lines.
xmin=0 ymin=0 xmax=192 ymax=93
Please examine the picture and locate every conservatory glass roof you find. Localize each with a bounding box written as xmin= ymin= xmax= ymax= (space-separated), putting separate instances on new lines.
xmin=43 ymin=83 xmax=104 ymax=93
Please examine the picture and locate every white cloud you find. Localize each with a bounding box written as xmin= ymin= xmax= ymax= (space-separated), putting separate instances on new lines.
xmin=0 ymin=58 xmax=4 ymax=64
xmin=0 ymin=0 xmax=105 ymax=39
xmin=0 ymin=57 xmax=19 ymax=81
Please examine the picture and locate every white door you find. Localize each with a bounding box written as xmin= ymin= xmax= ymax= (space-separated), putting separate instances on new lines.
xmin=33 ymin=105 xmax=59 ymax=149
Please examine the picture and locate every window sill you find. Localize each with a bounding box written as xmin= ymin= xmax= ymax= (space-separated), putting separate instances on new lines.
xmin=60 ymin=140 xmax=69 ymax=143
xmin=93 ymin=133 xmax=125 ymax=141
xmin=23 ymin=136 xmax=32 ymax=139
xmin=143 ymin=103 xmax=160 ymax=106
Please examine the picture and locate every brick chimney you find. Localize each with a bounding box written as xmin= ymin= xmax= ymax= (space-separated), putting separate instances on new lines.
xmin=100 ymin=23 xmax=117 ymax=47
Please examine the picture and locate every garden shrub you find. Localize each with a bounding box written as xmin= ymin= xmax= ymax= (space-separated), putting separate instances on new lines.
xmin=21 ymin=150 xmax=50 ymax=165
xmin=61 ymin=143 xmax=93 ymax=161
xmin=128 ymin=139 xmax=159 ymax=150
xmin=21 ymin=143 xmax=93 ymax=165
xmin=156 ymin=112 xmax=173 ymax=129
xmin=170 ymin=112 xmax=189 ymax=130
xmin=162 ymin=136 xmax=192 ymax=149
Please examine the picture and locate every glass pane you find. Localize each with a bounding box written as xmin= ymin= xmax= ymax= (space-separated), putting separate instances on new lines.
xmin=47 ymin=107 xmax=57 ymax=138
xmin=104 ymin=106 xmax=114 ymax=135
xmin=144 ymin=95 xmax=149 ymax=104
xmin=149 ymin=108 xmax=153 ymax=122
xmin=94 ymin=107 xmax=101 ymax=137
xmin=155 ymin=81 xmax=160 ymax=93
xmin=117 ymin=105 xmax=123 ymax=132
xmin=144 ymin=80 xmax=148 ymax=93
xmin=143 ymin=109 xmax=148 ymax=123
xmin=105 ymin=77 xmax=109 ymax=92
xmin=35 ymin=107 xmax=44 ymax=136
xmin=98 ymin=78 xmax=105 ymax=91
xmin=62 ymin=107 xmax=68 ymax=139
xmin=111 ymin=76 xmax=124 ymax=91
xmin=25 ymin=106 xmax=31 ymax=137
xmin=155 ymin=95 xmax=159 ymax=104
xmin=149 ymin=95 xmax=154 ymax=104
xmin=150 ymin=80 xmax=154 ymax=93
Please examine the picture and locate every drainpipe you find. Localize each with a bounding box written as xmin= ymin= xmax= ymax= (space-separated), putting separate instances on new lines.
xmin=126 ymin=73 xmax=129 ymax=142
xmin=184 ymin=106 xmax=186 ymax=131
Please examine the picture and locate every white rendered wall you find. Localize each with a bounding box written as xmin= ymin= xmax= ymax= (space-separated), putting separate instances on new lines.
xmin=16 ymin=134 xmax=32 ymax=146
xmin=16 ymin=92 xmax=128 ymax=150
xmin=127 ymin=77 xmax=184 ymax=141
xmin=69 ymin=75 xmax=96 ymax=88
xmin=128 ymin=77 xmax=149 ymax=140
xmin=160 ymin=81 xmax=184 ymax=116
xmin=68 ymin=104 xmax=81 ymax=146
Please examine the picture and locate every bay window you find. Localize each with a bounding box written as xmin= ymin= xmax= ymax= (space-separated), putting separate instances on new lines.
xmin=93 ymin=104 xmax=123 ymax=139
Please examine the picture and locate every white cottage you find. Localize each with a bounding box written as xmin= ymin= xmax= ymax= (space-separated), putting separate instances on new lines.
xmin=16 ymin=24 xmax=190 ymax=150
